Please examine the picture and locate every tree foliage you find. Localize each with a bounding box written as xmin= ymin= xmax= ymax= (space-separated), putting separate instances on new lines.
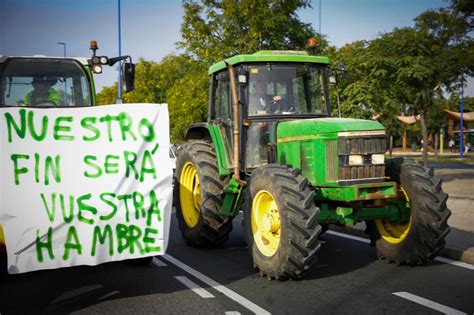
xmin=98 ymin=0 xmax=325 ymax=142
xmin=98 ymin=55 xmax=208 ymax=143
xmin=329 ymin=1 xmax=474 ymax=162
xmin=96 ymin=84 xmax=118 ymax=105
xmin=95 ymin=0 xmax=473 ymax=154
xmin=179 ymin=0 xmax=323 ymax=63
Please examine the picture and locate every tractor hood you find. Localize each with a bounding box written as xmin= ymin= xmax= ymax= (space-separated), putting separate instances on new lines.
xmin=277 ymin=118 xmax=384 ymax=142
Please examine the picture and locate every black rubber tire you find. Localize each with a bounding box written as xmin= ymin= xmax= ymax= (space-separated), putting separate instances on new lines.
xmin=366 ymin=157 xmax=451 ymax=264
xmin=174 ymin=140 xmax=232 ymax=247
xmin=243 ymin=164 xmax=321 ymax=280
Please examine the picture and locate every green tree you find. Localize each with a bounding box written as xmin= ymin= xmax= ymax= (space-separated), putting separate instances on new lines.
xmin=179 ymin=0 xmax=323 ymax=64
xmin=96 ymin=54 xmax=208 ymax=142
xmin=96 ymin=84 xmax=118 ymax=105
xmin=98 ymin=1 xmax=324 ymax=142
xmin=329 ymin=1 xmax=474 ymax=163
xmin=166 ymin=62 xmax=209 ymax=143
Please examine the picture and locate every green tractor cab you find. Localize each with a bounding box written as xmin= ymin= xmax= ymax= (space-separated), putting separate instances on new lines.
xmin=0 ymin=42 xmax=135 ymax=256
xmin=174 ymin=47 xmax=451 ymax=280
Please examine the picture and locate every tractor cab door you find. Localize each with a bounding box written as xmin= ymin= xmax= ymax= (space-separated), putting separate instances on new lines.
xmin=211 ymin=71 xmax=234 ymax=169
xmin=244 ymin=78 xmax=279 ymax=168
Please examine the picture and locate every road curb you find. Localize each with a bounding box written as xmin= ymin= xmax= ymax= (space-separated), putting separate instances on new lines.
xmin=328 ymin=226 xmax=474 ymax=265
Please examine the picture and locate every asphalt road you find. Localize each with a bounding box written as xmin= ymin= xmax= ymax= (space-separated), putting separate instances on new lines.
xmin=1 ymin=211 xmax=473 ymax=315
xmin=428 ymin=162 xmax=474 ymax=170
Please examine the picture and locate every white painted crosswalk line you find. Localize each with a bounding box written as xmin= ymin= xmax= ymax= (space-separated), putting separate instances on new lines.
xmin=152 ymin=257 xmax=168 ymax=267
xmin=393 ymin=292 xmax=466 ymax=315
xmin=326 ymin=230 xmax=370 ymax=244
xmin=174 ymin=276 xmax=215 ymax=299
xmin=98 ymin=290 xmax=120 ymax=300
xmin=326 ymin=230 xmax=474 ymax=270
xmin=434 ymin=256 xmax=474 ymax=270
xmin=162 ymin=254 xmax=271 ymax=315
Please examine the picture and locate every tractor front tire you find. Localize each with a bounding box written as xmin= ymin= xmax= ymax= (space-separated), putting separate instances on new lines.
xmin=243 ymin=164 xmax=321 ymax=280
xmin=367 ymin=158 xmax=450 ymax=264
xmin=174 ymin=141 xmax=232 ymax=247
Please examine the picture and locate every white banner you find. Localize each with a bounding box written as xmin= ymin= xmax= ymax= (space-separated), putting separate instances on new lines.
xmin=0 ymin=104 xmax=172 ymax=274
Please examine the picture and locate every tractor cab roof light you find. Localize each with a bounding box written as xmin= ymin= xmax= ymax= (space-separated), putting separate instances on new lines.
xmin=307 ymin=37 xmax=318 ymax=55
xmin=90 ymin=40 xmax=98 ymax=56
xmin=307 ymin=38 xmax=318 ymax=48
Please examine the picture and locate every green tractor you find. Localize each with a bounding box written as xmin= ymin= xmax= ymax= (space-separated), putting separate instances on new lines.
xmin=174 ymin=46 xmax=451 ymax=280
xmin=0 ymin=41 xmax=135 ymax=260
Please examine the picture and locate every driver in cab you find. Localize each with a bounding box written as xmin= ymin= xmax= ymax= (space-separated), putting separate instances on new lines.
xmin=23 ymin=76 xmax=61 ymax=106
xmin=249 ymin=81 xmax=282 ymax=115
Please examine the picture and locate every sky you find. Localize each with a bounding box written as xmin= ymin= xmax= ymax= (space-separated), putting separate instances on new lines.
xmin=1 ymin=0 xmax=472 ymax=96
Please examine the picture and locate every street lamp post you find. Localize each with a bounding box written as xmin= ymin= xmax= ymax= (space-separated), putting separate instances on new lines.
xmin=57 ymin=42 xmax=66 ymax=58
xmin=57 ymin=42 xmax=67 ymax=105
xmin=460 ymin=74 xmax=465 ymax=159
xmin=116 ymin=0 xmax=123 ymax=104
xmin=319 ymin=0 xmax=322 ymax=35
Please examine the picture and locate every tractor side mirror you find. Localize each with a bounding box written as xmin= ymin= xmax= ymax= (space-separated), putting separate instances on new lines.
xmin=122 ymin=62 xmax=135 ymax=93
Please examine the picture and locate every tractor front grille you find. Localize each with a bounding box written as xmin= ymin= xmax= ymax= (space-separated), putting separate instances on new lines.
xmin=339 ymin=165 xmax=385 ymax=180
xmin=337 ymin=134 xmax=386 ymax=181
xmin=338 ymin=137 xmax=386 ymax=155
xmin=326 ymin=140 xmax=338 ymax=182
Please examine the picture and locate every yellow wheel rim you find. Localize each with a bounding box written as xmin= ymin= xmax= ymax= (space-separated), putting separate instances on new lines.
xmin=179 ymin=162 xmax=201 ymax=228
xmin=375 ymin=187 xmax=412 ymax=244
xmin=251 ymin=190 xmax=281 ymax=257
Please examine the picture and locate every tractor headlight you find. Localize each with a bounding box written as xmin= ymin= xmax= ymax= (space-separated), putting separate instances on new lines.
xmin=92 ymin=64 xmax=103 ymax=74
xmin=91 ymin=56 xmax=100 ymax=64
xmin=372 ymin=154 xmax=385 ymax=165
xmin=348 ymin=155 xmax=364 ymax=165
xmin=100 ymin=56 xmax=109 ymax=65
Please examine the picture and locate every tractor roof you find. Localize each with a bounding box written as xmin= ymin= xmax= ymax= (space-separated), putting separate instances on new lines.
xmin=0 ymin=55 xmax=90 ymax=66
xmin=208 ymin=50 xmax=330 ymax=75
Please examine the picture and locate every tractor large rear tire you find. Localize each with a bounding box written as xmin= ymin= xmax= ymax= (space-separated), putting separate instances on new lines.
xmin=243 ymin=164 xmax=321 ymax=280
xmin=174 ymin=141 xmax=232 ymax=247
xmin=367 ymin=157 xmax=450 ymax=264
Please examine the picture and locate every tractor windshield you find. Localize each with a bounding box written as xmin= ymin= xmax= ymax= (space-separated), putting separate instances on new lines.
xmin=247 ymin=63 xmax=329 ymax=116
xmin=0 ymin=58 xmax=92 ymax=107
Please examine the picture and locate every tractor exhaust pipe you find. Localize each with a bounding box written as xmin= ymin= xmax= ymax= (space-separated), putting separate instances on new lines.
xmin=226 ymin=62 xmax=246 ymax=185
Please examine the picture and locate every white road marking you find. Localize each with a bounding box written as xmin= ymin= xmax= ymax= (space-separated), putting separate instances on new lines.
xmin=174 ymin=276 xmax=215 ymax=299
xmin=326 ymin=230 xmax=370 ymax=244
xmin=98 ymin=290 xmax=120 ymax=300
xmin=162 ymin=254 xmax=271 ymax=315
xmin=326 ymin=230 xmax=474 ymax=271
xmin=225 ymin=312 xmax=241 ymax=315
xmin=152 ymin=257 xmax=168 ymax=267
xmin=434 ymin=256 xmax=474 ymax=271
xmin=393 ymin=292 xmax=466 ymax=314
xmin=51 ymin=284 xmax=103 ymax=304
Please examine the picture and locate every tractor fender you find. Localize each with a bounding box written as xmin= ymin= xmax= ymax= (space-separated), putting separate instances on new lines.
xmin=185 ymin=123 xmax=232 ymax=176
